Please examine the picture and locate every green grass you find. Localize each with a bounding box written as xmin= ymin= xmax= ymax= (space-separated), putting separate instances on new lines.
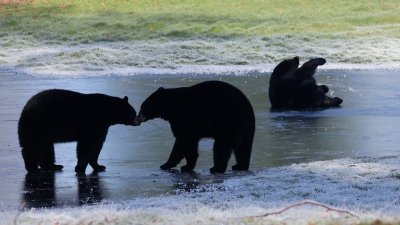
xmin=0 ymin=0 xmax=399 ymax=43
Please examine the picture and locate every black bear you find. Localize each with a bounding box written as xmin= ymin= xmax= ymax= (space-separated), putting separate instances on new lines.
xmin=135 ymin=81 xmax=255 ymax=174
xmin=269 ymin=57 xmax=343 ymax=110
xmin=18 ymin=89 xmax=137 ymax=174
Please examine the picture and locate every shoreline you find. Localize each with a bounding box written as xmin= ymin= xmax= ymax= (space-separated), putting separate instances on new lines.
xmin=1 ymin=63 xmax=399 ymax=78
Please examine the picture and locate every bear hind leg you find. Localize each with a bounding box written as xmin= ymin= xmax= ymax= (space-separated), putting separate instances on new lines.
xmin=181 ymin=139 xmax=199 ymax=173
xmin=232 ymin=133 xmax=254 ymax=171
xmin=210 ymin=139 xmax=232 ymax=174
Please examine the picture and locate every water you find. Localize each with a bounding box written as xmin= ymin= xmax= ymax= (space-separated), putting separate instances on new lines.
xmin=0 ymin=70 xmax=399 ymax=215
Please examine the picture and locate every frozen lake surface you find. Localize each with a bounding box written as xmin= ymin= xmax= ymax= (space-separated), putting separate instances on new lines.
xmin=0 ymin=70 xmax=399 ymax=224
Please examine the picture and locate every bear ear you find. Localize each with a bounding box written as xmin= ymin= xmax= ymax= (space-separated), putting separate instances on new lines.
xmin=293 ymin=56 xmax=300 ymax=65
xmin=156 ymin=87 xmax=165 ymax=93
xmin=123 ymin=96 xmax=129 ymax=102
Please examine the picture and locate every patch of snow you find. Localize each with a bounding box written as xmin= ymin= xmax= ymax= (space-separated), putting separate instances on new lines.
xmin=1 ymin=156 xmax=399 ymax=224
xmin=0 ymin=35 xmax=399 ymax=77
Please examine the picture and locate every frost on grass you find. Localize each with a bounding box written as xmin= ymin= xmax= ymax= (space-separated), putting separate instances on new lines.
xmin=0 ymin=28 xmax=399 ymax=76
xmin=1 ymin=156 xmax=399 ymax=225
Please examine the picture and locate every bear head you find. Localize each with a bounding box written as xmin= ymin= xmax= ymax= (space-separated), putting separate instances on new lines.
xmin=112 ymin=96 xmax=137 ymax=126
xmin=134 ymin=87 xmax=165 ymax=125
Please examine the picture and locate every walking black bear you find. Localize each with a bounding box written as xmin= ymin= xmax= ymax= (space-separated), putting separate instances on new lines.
xmin=135 ymin=81 xmax=255 ymax=174
xmin=18 ymin=89 xmax=137 ymax=174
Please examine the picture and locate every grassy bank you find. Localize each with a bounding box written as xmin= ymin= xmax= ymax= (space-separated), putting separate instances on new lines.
xmin=0 ymin=1 xmax=399 ymax=74
xmin=1 ymin=0 xmax=399 ymax=43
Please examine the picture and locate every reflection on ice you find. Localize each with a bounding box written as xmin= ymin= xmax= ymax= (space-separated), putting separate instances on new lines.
xmin=22 ymin=172 xmax=106 ymax=208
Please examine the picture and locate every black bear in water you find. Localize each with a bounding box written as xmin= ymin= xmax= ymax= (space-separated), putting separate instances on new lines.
xmin=269 ymin=57 xmax=343 ymax=110
xmin=135 ymin=81 xmax=255 ymax=174
xmin=18 ymin=89 xmax=137 ymax=174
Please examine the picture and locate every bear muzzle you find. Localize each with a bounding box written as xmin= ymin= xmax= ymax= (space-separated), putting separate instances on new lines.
xmin=133 ymin=111 xmax=146 ymax=125
xmin=122 ymin=115 xmax=138 ymax=126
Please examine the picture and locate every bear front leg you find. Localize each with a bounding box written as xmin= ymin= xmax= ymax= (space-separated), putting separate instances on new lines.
xmin=323 ymin=96 xmax=343 ymax=108
xmin=160 ymin=138 xmax=185 ymax=170
xmin=76 ymin=131 xmax=107 ymax=174
xmin=39 ymin=143 xmax=63 ymax=171
xmin=318 ymin=85 xmax=329 ymax=93
xmin=75 ymin=140 xmax=93 ymax=174
xmin=88 ymin=136 xmax=107 ymax=173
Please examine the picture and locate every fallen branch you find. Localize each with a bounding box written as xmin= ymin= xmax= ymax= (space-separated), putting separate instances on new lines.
xmin=251 ymin=200 xmax=359 ymax=218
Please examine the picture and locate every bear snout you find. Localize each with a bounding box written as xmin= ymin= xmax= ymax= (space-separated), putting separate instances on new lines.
xmin=133 ymin=111 xmax=146 ymax=126
xmin=127 ymin=115 xmax=139 ymax=126
xmin=120 ymin=110 xmax=138 ymax=126
xmin=132 ymin=118 xmax=141 ymax=126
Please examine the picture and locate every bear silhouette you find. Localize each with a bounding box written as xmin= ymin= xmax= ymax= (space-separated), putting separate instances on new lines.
xmin=18 ymin=89 xmax=137 ymax=174
xmin=135 ymin=81 xmax=255 ymax=174
xmin=269 ymin=57 xmax=343 ymax=110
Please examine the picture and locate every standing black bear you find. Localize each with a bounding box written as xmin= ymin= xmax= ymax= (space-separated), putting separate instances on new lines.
xmin=135 ymin=81 xmax=255 ymax=174
xmin=269 ymin=56 xmax=343 ymax=110
xmin=18 ymin=89 xmax=137 ymax=174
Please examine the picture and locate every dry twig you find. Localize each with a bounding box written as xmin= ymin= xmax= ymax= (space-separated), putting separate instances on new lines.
xmin=251 ymin=200 xmax=359 ymax=218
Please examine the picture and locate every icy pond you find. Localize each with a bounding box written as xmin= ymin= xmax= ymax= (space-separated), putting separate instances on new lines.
xmin=0 ymin=70 xmax=399 ymax=224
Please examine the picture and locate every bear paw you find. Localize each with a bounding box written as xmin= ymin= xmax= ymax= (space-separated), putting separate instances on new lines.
xmin=41 ymin=164 xmax=64 ymax=171
xmin=93 ymin=165 xmax=106 ymax=172
xmin=232 ymin=164 xmax=249 ymax=171
xmin=160 ymin=162 xmax=176 ymax=170
xmin=210 ymin=167 xmax=226 ymax=174
xmin=180 ymin=165 xmax=194 ymax=173
xmin=75 ymin=165 xmax=87 ymax=174
xmin=26 ymin=167 xmax=40 ymax=174
xmin=332 ymin=97 xmax=343 ymax=106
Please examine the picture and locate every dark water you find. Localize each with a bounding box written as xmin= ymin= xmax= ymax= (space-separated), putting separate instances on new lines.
xmin=0 ymin=70 xmax=399 ymax=208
